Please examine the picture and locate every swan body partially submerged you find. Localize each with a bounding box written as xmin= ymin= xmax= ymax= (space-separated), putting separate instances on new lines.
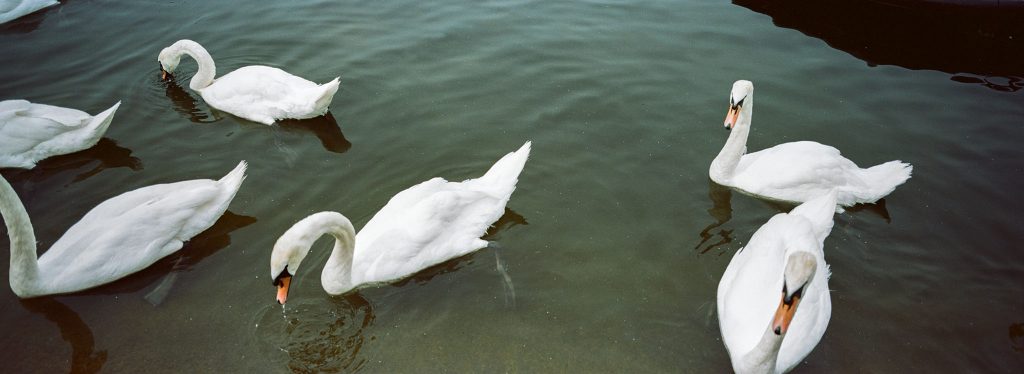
xmin=0 ymin=100 xmax=121 ymax=169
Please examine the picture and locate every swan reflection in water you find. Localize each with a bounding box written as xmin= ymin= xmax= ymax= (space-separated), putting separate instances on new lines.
xmin=695 ymin=180 xmax=734 ymax=255
xmin=20 ymin=297 xmax=107 ymax=374
xmin=163 ymin=77 xmax=351 ymax=154
xmin=255 ymin=294 xmax=375 ymax=373
xmin=0 ymin=138 xmax=142 ymax=185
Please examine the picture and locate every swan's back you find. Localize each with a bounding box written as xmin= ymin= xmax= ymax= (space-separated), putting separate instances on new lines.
xmin=35 ymin=161 xmax=246 ymax=293
xmin=200 ymin=66 xmax=337 ymax=124
xmin=352 ymin=142 xmax=531 ymax=284
xmin=0 ymin=100 xmax=120 ymax=168
xmin=0 ymin=0 xmax=58 ymax=24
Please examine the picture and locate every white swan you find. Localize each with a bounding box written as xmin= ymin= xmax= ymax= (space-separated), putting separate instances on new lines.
xmin=717 ymin=191 xmax=836 ymax=374
xmin=0 ymin=0 xmax=57 ymax=25
xmin=157 ymin=39 xmax=340 ymax=125
xmin=1 ymin=161 xmax=247 ymax=298
xmin=270 ymin=142 xmax=531 ymax=303
xmin=710 ymin=80 xmax=912 ymax=207
xmin=0 ymin=100 xmax=121 ymax=169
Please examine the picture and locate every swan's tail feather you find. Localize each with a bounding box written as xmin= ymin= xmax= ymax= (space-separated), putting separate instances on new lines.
xmin=313 ymin=77 xmax=340 ymax=115
xmin=83 ymin=101 xmax=121 ymax=141
xmin=858 ymin=160 xmax=912 ymax=203
xmin=790 ymin=190 xmax=837 ymax=243
xmin=471 ymin=141 xmax=531 ymax=198
xmin=218 ymin=160 xmax=248 ymax=197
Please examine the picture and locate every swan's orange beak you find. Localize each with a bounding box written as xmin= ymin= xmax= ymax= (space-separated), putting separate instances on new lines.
xmin=771 ymin=290 xmax=802 ymax=335
xmin=275 ymin=275 xmax=292 ymax=304
xmin=160 ymin=66 xmax=171 ymax=81
xmin=724 ymin=105 xmax=739 ymax=130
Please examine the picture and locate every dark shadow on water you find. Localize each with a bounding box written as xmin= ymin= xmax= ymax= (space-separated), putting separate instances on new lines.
xmin=20 ymin=297 xmax=106 ymax=374
xmin=73 ymin=211 xmax=257 ymax=301
xmin=695 ymin=180 xmax=734 ymax=255
xmin=255 ymin=294 xmax=375 ymax=373
xmin=0 ymin=138 xmax=142 ymax=186
xmin=162 ymin=78 xmax=218 ymax=124
xmin=733 ymin=0 xmax=1024 ymax=92
xmin=278 ymin=113 xmax=352 ymax=154
xmin=1010 ymin=322 xmax=1024 ymax=353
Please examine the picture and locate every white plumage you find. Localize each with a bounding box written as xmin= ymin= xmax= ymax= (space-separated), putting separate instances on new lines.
xmin=718 ymin=191 xmax=836 ymax=373
xmin=158 ymin=39 xmax=339 ymax=125
xmin=710 ymin=80 xmax=912 ymax=207
xmin=1 ymin=161 xmax=247 ymax=298
xmin=0 ymin=100 xmax=121 ymax=169
xmin=0 ymin=0 xmax=57 ymax=25
xmin=270 ymin=142 xmax=531 ymax=302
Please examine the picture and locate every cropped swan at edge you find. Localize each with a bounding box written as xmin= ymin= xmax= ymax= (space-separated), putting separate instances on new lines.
xmin=1 ymin=161 xmax=247 ymax=298
xmin=718 ymin=191 xmax=836 ymax=374
xmin=270 ymin=141 xmax=531 ymax=303
xmin=710 ymin=80 xmax=911 ymax=208
xmin=0 ymin=0 xmax=58 ymax=25
xmin=0 ymin=100 xmax=121 ymax=169
xmin=157 ymin=39 xmax=340 ymax=125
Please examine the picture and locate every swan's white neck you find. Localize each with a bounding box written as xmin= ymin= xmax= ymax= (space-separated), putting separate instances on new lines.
xmin=320 ymin=215 xmax=357 ymax=295
xmin=274 ymin=212 xmax=358 ymax=296
xmin=167 ymin=40 xmax=217 ymax=91
xmin=0 ymin=177 xmax=40 ymax=297
xmin=737 ymin=321 xmax=784 ymax=374
xmin=710 ymin=96 xmax=753 ymax=184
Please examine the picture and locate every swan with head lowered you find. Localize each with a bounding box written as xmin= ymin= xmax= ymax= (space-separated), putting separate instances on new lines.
xmin=1 ymin=161 xmax=247 ymax=298
xmin=157 ymin=39 xmax=340 ymax=125
xmin=710 ymin=80 xmax=912 ymax=208
xmin=1 ymin=100 xmax=121 ymax=169
xmin=718 ymin=191 xmax=836 ymax=374
xmin=270 ymin=142 xmax=531 ymax=304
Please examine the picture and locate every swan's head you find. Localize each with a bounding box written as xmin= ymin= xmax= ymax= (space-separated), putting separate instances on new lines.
xmin=725 ymin=80 xmax=753 ymax=130
xmin=270 ymin=219 xmax=320 ymax=305
xmin=772 ymin=251 xmax=817 ymax=336
xmin=157 ymin=46 xmax=181 ymax=80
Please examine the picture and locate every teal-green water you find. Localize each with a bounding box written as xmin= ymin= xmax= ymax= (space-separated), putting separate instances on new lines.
xmin=1 ymin=0 xmax=1022 ymax=372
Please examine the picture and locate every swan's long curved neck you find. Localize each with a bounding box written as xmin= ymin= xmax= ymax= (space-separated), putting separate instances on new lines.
xmin=710 ymin=98 xmax=753 ymax=184
xmin=738 ymin=322 xmax=784 ymax=374
xmin=289 ymin=212 xmax=358 ymax=295
xmin=169 ymin=40 xmax=217 ymax=91
xmin=0 ymin=177 xmax=40 ymax=297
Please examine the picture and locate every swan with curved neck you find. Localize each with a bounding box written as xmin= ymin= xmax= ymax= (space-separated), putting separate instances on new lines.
xmin=1 ymin=161 xmax=247 ymax=298
xmin=1 ymin=100 xmax=121 ymax=169
xmin=157 ymin=39 xmax=340 ymax=125
xmin=710 ymin=80 xmax=912 ymax=208
xmin=270 ymin=141 xmax=531 ymax=303
xmin=718 ymin=191 xmax=836 ymax=373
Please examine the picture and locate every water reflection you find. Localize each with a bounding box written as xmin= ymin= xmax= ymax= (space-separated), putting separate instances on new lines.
xmin=162 ymin=78 xmax=218 ymax=124
xmin=79 ymin=211 xmax=257 ymax=300
xmin=20 ymin=297 xmax=107 ymax=374
xmin=277 ymin=113 xmax=352 ymax=154
xmin=695 ymin=180 xmax=734 ymax=255
xmin=1011 ymin=323 xmax=1024 ymax=353
xmin=254 ymin=294 xmax=375 ymax=373
xmin=733 ymin=0 xmax=1024 ymax=92
xmin=0 ymin=138 xmax=142 ymax=185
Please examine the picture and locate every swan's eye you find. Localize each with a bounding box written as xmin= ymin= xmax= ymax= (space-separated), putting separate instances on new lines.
xmin=735 ymin=97 xmax=746 ymax=108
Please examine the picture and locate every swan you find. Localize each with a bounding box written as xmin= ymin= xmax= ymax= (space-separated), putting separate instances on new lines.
xmin=0 ymin=161 xmax=247 ymax=298
xmin=1 ymin=100 xmax=121 ymax=169
xmin=157 ymin=39 xmax=340 ymax=125
xmin=0 ymin=0 xmax=57 ymax=25
xmin=270 ymin=141 xmax=531 ymax=304
xmin=717 ymin=191 xmax=837 ymax=374
xmin=710 ymin=80 xmax=912 ymax=208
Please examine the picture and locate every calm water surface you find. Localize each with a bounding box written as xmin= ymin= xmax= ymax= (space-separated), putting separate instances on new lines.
xmin=1 ymin=0 xmax=1023 ymax=372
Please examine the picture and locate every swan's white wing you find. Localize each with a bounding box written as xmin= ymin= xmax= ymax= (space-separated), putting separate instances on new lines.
xmin=200 ymin=65 xmax=327 ymax=124
xmin=353 ymin=177 xmax=503 ymax=284
xmin=0 ymin=0 xmax=59 ymax=25
xmin=0 ymin=101 xmax=89 ymax=154
xmin=733 ymin=141 xmax=866 ymax=203
xmin=35 ymin=180 xmax=227 ymax=293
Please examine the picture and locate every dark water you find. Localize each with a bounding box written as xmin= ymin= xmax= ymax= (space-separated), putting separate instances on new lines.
xmin=1 ymin=0 xmax=1022 ymax=372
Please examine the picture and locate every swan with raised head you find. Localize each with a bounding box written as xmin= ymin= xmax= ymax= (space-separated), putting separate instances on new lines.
xmin=1 ymin=161 xmax=247 ymax=298
xmin=710 ymin=80 xmax=912 ymax=208
xmin=1 ymin=100 xmax=121 ymax=169
xmin=718 ymin=191 xmax=836 ymax=374
xmin=157 ymin=39 xmax=340 ymax=125
xmin=270 ymin=142 xmax=531 ymax=303
xmin=0 ymin=0 xmax=57 ymax=25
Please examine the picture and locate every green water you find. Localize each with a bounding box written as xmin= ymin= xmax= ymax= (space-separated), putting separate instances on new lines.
xmin=1 ymin=0 xmax=1022 ymax=372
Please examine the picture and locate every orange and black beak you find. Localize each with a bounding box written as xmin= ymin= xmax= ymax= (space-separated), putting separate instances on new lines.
xmin=273 ymin=269 xmax=292 ymax=305
xmin=771 ymin=284 xmax=804 ymax=335
xmin=160 ymin=65 xmax=171 ymax=81
xmin=724 ymin=104 xmax=739 ymax=130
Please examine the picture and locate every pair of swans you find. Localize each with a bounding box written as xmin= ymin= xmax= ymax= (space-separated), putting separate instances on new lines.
xmin=0 ymin=100 xmax=121 ymax=169
xmin=713 ymin=81 xmax=911 ymax=372
xmin=0 ymin=161 xmax=246 ymax=297
xmin=158 ymin=39 xmax=340 ymax=125
xmin=270 ymin=141 xmax=531 ymax=304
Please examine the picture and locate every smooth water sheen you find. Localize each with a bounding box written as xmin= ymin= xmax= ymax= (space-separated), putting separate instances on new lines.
xmin=1 ymin=0 xmax=1022 ymax=372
